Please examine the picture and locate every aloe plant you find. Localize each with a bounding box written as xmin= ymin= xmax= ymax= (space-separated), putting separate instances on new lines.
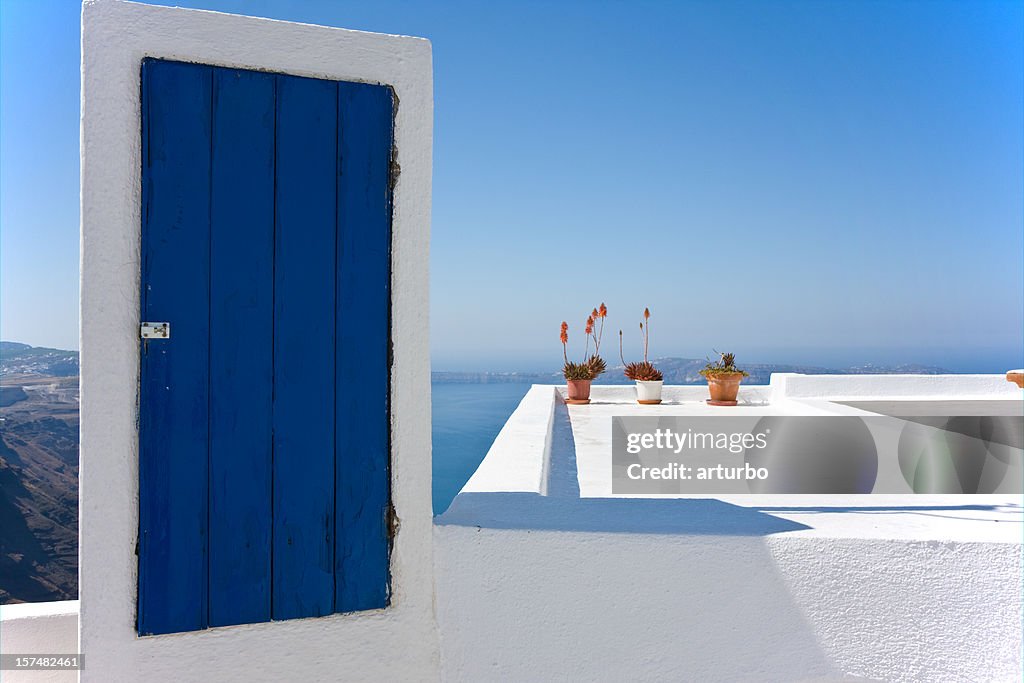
xmin=619 ymin=308 xmax=663 ymax=381
xmin=699 ymin=351 xmax=749 ymax=378
xmin=560 ymin=303 xmax=609 ymax=380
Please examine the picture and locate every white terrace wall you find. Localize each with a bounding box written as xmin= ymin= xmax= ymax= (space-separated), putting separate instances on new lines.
xmin=79 ymin=1 xmax=435 ymax=680
xmin=0 ymin=602 xmax=79 ymax=683
xmin=435 ymin=382 xmax=1023 ymax=682
xmin=436 ymin=523 xmax=1023 ymax=682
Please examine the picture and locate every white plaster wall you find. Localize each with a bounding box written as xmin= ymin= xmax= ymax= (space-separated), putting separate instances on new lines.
xmin=0 ymin=602 xmax=79 ymax=683
xmin=435 ymin=528 xmax=1022 ymax=682
xmin=80 ymin=1 xmax=435 ymax=680
xmin=771 ymin=372 xmax=1021 ymax=401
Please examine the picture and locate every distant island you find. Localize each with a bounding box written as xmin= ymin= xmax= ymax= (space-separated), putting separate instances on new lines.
xmin=0 ymin=341 xmax=79 ymax=378
xmin=432 ymin=357 xmax=950 ymax=385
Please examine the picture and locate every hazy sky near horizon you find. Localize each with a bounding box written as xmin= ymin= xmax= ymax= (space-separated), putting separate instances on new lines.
xmin=1 ymin=0 xmax=1021 ymax=372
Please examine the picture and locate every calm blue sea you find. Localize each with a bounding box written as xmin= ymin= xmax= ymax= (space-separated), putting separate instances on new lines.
xmin=431 ymin=382 xmax=532 ymax=514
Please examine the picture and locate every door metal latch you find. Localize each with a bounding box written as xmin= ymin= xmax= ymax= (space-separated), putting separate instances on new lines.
xmin=140 ymin=322 xmax=170 ymax=339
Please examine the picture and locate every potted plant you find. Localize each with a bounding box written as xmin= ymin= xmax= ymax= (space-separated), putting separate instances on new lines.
xmin=619 ymin=307 xmax=664 ymax=404
xmin=699 ymin=351 xmax=749 ymax=406
xmin=560 ymin=304 xmax=608 ymax=404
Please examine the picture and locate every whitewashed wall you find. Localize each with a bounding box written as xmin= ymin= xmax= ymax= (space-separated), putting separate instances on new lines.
xmin=79 ymin=1 xmax=435 ymax=680
xmin=435 ymin=527 xmax=1022 ymax=682
xmin=0 ymin=602 xmax=79 ymax=683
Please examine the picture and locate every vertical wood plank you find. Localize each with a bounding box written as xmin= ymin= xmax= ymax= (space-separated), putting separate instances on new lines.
xmin=335 ymin=82 xmax=394 ymax=612
xmin=138 ymin=59 xmax=212 ymax=636
xmin=208 ymin=67 xmax=275 ymax=627
xmin=272 ymin=74 xmax=338 ymax=620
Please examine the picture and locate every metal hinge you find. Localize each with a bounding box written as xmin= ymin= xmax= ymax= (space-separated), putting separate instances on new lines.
xmin=386 ymin=503 xmax=400 ymax=540
xmin=140 ymin=322 xmax=170 ymax=339
xmin=389 ymin=151 xmax=401 ymax=192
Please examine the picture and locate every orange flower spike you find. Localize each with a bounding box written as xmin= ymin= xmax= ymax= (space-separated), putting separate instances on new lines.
xmin=585 ymin=315 xmax=594 ymax=335
xmin=644 ymin=307 xmax=650 ymax=320
xmin=592 ymin=307 xmax=599 ymax=320
xmin=599 ymin=303 xmax=607 ymax=318
xmin=560 ymin=321 xmax=568 ymax=345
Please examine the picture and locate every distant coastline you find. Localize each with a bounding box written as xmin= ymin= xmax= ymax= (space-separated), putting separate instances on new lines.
xmin=0 ymin=341 xmax=956 ymax=387
xmin=432 ymin=357 xmax=951 ymax=386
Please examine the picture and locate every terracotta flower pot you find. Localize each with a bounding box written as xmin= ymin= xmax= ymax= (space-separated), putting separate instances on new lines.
xmin=566 ymin=379 xmax=592 ymax=403
xmin=706 ymin=373 xmax=744 ymax=404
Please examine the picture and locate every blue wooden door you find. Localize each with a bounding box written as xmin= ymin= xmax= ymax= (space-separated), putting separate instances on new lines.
xmin=139 ymin=59 xmax=393 ymax=636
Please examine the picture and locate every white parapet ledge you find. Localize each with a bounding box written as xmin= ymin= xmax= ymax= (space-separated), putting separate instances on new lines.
xmin=437 ymin=375 xmax=1024 ymax=543
xmin=0 ymin=599 xmax=80 ymax=621
xmin=461 ymin=385 xmax=556 ymax=495
xmin=770 ymin=371 xmax=1021 ymax=401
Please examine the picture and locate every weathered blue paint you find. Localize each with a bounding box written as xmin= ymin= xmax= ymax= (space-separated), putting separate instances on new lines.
xmin=272 ymin=74 xmax=338 ymax=620
xmin=139 ymin=60 xmax=393 ymax=635
xmin=208 ymin=68 xmax=275 ymax=627
xmin=139 ymin=59 xmax=212 ymax=636
xmin=336 ymin=82 xmax=394 ymax=612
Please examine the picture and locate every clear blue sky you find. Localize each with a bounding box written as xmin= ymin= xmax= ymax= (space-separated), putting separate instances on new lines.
xmin=2 ymin=0 xmax=1021 ymax=372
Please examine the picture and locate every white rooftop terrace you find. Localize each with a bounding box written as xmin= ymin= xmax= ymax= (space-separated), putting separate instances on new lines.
xmin=435 ymin=373 xmax=1023 ymax=682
